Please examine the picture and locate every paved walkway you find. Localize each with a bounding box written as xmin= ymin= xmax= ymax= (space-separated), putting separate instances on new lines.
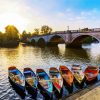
xmin=64 ymin=82 xmax=100 ymax=100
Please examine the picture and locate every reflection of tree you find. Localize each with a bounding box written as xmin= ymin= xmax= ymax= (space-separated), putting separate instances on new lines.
xmin=38 ymin=46 xmax=90 ymax=63
xmin=46 ymin=47 xmax=59 ymax=56
xmin=39 ymin=47 xmax=58 ymax=57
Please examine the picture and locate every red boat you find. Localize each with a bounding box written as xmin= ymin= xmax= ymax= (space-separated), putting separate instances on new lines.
xmin=59 ymin=66 xmax=74 ymax=87
xmin=84 ymin=66 xmax=99 ymax=82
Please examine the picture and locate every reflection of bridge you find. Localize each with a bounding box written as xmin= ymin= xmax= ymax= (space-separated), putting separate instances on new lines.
xmin=29 ymin=31 xmax=100 ymax=47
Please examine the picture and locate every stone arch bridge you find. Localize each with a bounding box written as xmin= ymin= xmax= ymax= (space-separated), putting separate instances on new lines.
xmin=29 ymin=31 xmax=100 ymax=47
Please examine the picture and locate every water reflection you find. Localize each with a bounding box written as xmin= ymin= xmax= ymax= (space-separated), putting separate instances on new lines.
xmin=83 ymin=43 xmax=100 ymax=65
xmin=0 ymin=43 xmax=100 ymax=99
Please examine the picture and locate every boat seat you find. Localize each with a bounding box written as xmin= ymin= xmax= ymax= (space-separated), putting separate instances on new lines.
xmin=26 ymin=77 xmax=34 ymax=86
xmin=39 ymin=79 xmax=48 ymax=89
xmin=26 ymin=77 xmax=33 ymax=80
xmin=9 ymin=70 xmax=16 ymax=73
xmin=24 ymin=71 xmax=31 ymax=74
xmin=39 ymin=79 xmax=51 ymax=82
xmin=62 ymin=74 xmax=68 ymax=77
xmin=51 ymin=78 xmax=62 ymax=80
xmin=15 ymin=74 xmax=20 ymax=77
xmin=13 ymin=75 xmax=23 ymax=84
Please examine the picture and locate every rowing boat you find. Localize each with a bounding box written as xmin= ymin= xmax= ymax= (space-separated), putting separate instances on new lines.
xmin=8 ymin=66 xmax=25 ymax=92
xmin=49 ymin=67 xmax=63 ymax=97
xmin=59 ymin=66 xmax=73 ymax=87
xmin=24 ymin=68 xmax=38 ymax=97
xmin=36 ymin=69 xmax=53 ymax=99
xmin=84 ymin=66 xmax=98 ymax=82
xmin=72 ymin=65 xmax=85 ymax=86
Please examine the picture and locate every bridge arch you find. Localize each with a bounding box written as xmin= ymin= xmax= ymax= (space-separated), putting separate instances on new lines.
xmin=48 ymin=35 xmax=66 ymax=46
xmin=31 ymin=39 xmax=36 ymax=46
xmin=70 ymin=35 xmax=99 ymax=47
xmin=37 ymin=38 xmax=46 ymax=47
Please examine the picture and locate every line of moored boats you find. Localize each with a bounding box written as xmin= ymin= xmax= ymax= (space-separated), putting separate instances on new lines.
xmin=8 ymin=65 xmax=99 ymax=99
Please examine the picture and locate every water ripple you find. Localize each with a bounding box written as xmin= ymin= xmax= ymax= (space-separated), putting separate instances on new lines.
xmin=0 ymin=44 xmax=100 ymax=99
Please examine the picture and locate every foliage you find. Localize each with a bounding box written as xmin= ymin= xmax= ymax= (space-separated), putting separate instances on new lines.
xmin=32 ymin=25 xmax=52 ymax=35
xmin=0 ymin=25 xmax=53 ymax=45
xmin=21 ymin=30 xmax=31 ymax=43
xmin=0 ymin=32 xmax=3 ymax=45
xmin=41 ymin=25 xmax=52 ymax=34
xmin=32 ymin=28 xmax=39 ymax=36
xmin=82 ymin=37 xmax=96 ymax=43
xmin=5 ymin=25 xmax=19 ymax=41
xmin=0 ymin=25 xmax=19 ymax=47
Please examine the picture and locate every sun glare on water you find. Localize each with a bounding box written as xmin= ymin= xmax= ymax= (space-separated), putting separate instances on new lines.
xmin=0 ymin=12 xmax=27 ymax=32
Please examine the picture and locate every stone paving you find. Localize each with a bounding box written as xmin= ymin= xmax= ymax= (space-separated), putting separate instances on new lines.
xmin=64 ymin=82 xmax=100 ymax=100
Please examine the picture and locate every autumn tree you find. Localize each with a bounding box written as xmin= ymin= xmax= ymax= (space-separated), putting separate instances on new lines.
xmin=41 ymin=25 xmax=52 ymax=34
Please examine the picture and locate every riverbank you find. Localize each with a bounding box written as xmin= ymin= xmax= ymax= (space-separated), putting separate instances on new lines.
xmin=64 ymin=81 xmax=100 ymax=100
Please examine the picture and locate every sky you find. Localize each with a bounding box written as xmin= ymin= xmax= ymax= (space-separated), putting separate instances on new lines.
xmin=0 ymin=0 xmax=100 ymax=33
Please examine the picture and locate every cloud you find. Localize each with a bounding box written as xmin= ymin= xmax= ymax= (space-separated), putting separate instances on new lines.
xmin=0 ymin=0 xmax=100 ymax=32
xmin=48 ymin=8 xmax=100 ymax=30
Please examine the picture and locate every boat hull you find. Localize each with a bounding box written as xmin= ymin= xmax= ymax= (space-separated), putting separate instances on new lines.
xmin=63 ymin=78 xmax=73 ymax=93
xmin=53 ymin=84 xmax=63 ymax=98
xmin=73 ymin=76 xmax=85 ymax=88
xmin=36 ymin=69 xmax=53 ymax=99
xmin=38 ymin=82 xmax=53 ymax=99
xmin=59 ymin=66 xmax=73 ymax=89
xmin=24 ymin=68 xmax=38 ymax=98
xmin=8 ymin=66 xmax=25 ymax=93
xmin=25 ymin=81 xmax=37 ymax=97
xmin=84 ymin=66 xmax=99 ymax=84
xmin=9 ymin=77 xmax=25 ymax=93
xmin=72 ymin=65 xmax=85 ymax=88
xmin=49 ymin=67 xmax=63 ymax=98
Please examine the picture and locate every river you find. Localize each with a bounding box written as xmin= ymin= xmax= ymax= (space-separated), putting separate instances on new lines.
xmin=0 ymin=43 xmax=100 ymax=100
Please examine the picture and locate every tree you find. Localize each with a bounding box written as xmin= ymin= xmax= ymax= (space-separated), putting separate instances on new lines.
xmin=1 ymin=25 xmax=20 ymax=47
xmin=32 ymin=28 xmax=39 ymax=36
xmin=41 ymin=25 xmax=52 ymax=34
xmin=21 ymin=30 xmax=27 ymax=41
xmin=0 ymin=31 xmax=3 ymax=45
xmin=5 ymin=25 xmax=19 ymax=41
xmin=21 ymin=31 xmax=32 ymax=42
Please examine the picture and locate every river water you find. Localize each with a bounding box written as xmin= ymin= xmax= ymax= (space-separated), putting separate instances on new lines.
xmin=0 ymin=43 xmax=100 ymax=100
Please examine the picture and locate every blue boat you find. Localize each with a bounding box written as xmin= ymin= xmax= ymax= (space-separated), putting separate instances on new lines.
xmin=8 ymin=66 xmax=25 ymax=92
xmin=24 ymin=68 xmax=38 ymax=97
xmin=36 ymin=69 xmax=53 ymax=99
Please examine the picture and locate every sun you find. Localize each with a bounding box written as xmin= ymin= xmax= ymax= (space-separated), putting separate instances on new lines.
xmin=0 ymin=12 xmax=27 ymax=33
